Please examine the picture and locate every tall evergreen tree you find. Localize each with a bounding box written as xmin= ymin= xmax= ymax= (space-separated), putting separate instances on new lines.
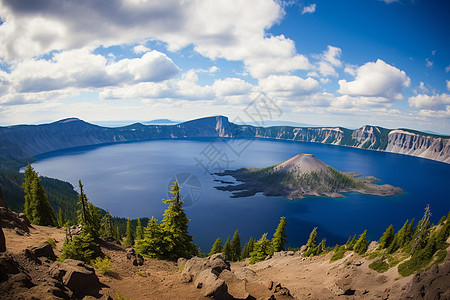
xmin=242 ymin=237 xmax=254 ymax=259
xmin=124 ymin=217 xmax=135 ymax=247
xmin=378 ymin=224 xmax=394 ymax=249
xmin=208 ymin=238 xmax=223 ymax=256
xmin=160 ymin=181 xmax=196 ymax=259
xmin=387 ymin=220 xmax=411 ymax=253
xmin=353 ymin=230 xmax=368 ymax=255
xmin=249 ymin=233 xmax=272 ymax=264
xmin=115 ymin=225 xmax=122 ymax=243
xmin=223 ymin=236 xmax=232 ymax=261
xmin=77 ymin=180 xmax=89 ymax=226
xmin=303 ymin=227 xmax=318 ymax=257
xmin=101 ymin=211 xmax=114 ymax=238
xmin=22 ymin=164 xmax=37 ymax=219
xmin=29 ymin=177 xmax=56 ymax=226
xmin=411 ymin=205 xmax=431 ymax=255
xmin=230 ymin=230 xmax=241 ymax=261
xmin=346 ymin=234 xmax=357 ymax=250
xmin=57 ymin=208 xmax=66 ymax=228
xmin=271 ymin=216 xmax=287 ymax=253
xmin=136 ymin=218 xmax=144 ymax=240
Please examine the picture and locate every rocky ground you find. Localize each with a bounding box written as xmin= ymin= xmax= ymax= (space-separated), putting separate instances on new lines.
xmin=1 ymin=213 xmax=449 ymax=299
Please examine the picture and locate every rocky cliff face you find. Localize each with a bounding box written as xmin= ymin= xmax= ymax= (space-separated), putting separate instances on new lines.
xmin=386 ymin=130 xmax=450 ymax=164
xmin=0 ymin=115 xmax=448 ymax=165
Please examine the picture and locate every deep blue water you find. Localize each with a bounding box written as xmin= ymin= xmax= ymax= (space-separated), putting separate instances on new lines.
xmin=31 ymin=138 xmax=450 ymax=251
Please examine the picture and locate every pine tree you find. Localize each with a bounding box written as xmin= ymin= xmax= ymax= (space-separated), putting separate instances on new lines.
xmin=387 ymin=220 xmax=410 ymax=254
xmin=208 ymin=238 xmax=223 ymax=256
xmin=223 ymin=236 xmax=232 ymax=261
xmin=115 ymin=225 xmax=122 ymax=243
xmin=135 ymin=217 xmax=166 ymax=258
xmin=411 ymin=205 xmax=431 ymax=255
xmin=136 ymin=218 xmax=144 ymax=240
xmin=378 ymin=224 xmax=394 ymax=249
xmin=160 ymin=181 xmax=196 ymax=259
xmin=242 ymin=237 xmax=254 ymax=259
xmin=249 ymin=233 xmax=272 ymax=264
xmin=303 ymin=227 xmax=318 ymax=257
xmin=22 ymin=164 xmax=37 ymax=220
xmin=100 ymin=211 xmax=114 ymax=238
xmin=317 ymin=238 xmax=326 ymax=254
xmin=77 ymin=180 xmax=89 ymax=226
xmin=346 ymin=234 xmax=357 ymax=250
xmin=124 ymin=217 xmax=135 ymax=247
xmin=271 ymin=216 xmax=287 ymax=253
xmin=353 ymin=230 xmax=368 ymax=255
xmin=230 ymin=230 xmax=241 ymax=261
xmin=57 ymin=208 xmax=66 ymax=228
xmin=60 ymin=229 xmax=102 ymax=263
xmin=29 ymin=177 xmax=56 ymax=226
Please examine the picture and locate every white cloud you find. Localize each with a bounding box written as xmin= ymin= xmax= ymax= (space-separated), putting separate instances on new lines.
xmin=338 ymin=59 xmax=410 ymax=101
xmin=344 ymin=64 xmax=358 ymax=76
xmin=133 ymin=45 xmax=151 ymax=54
xmin=302 ymin=4 xmax=316 ymax=14
xmin=445 ymin=65 xmax=450 ymax=73
xmin=0 ymin=0 xmax=312 ymax=79
xmin=408 ymin=93 xmax=450 ymax=111
xmin=314 ymin=46 xmax=341 ymax=77
xmin=320 ymin=78 xmax=330 ymax=84
xmin=209 ymin=66 xmax=219 ymax=73
xmin=212 ymin=78 xmax=253 ymax=96
xmin=379 ymin=0 xmax=399 ymax=4
xmin=425 ymin=58 xmax=433 ymax=68
xmin=447 ymin=80 xmax=450 ymax=91
xmin=0 ymin=49 xmax=180 ymax=105
xmin=318 ymin=61 xmax=338 ymax=77
xmin=259 ymin=75 xmax=320 ymax=97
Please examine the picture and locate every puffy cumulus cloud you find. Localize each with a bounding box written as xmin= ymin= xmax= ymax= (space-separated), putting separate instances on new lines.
xmin=408 ymin=93 xmax=450 ymax=111
xmin=313 ymin=46 xmax=341 ymax=77
xmin=212 ymin=78 xmax=254 ymax=97
xmin=344 ymin=64 xmax=358 ymax=76
xmin=302 ymin=4 xmax=316 ymax=14
xmin=331 ymin=95 xmax=398 ymax=109
xmin=7 ymin=49 xmax=179 ymax=94
xmin=447 ymin=80 xmax=450 ymax=91
xmin=338 ymin=59 xmax=410 ymax=101
xmin=258 ymin=75 xmax=320 ymax=98
xmin=100 ymin=69 xmax=255 ymax=102
xmin=0 ymin=0 xmax=312 ymax=78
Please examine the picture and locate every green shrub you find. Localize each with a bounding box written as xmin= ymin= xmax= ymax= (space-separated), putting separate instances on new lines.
xmin=92 ymin=256 xmax=112 ymax=275
xmin=60 ymin=230 xmax=102 ymax=263
xmin=369 ymin=259 xmax=389 ymax=273
xmin=432 ymin=249 xmax=447 ymax=266
xmin=116 ymin=291 xmax=132 ymax=300
xmin=367 ymin=251 xmax=381 ymax=260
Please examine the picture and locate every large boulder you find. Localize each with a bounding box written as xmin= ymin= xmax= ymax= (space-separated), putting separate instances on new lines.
xmin=182 ymin=253 xmax=230 ymax=280
xmin=24 ymin=241 xmax=57 ymax=262
xmin=194 ymin=269 xmax=230 ymax=299
xmin=50 ymin=259 xmax=101 ymax=298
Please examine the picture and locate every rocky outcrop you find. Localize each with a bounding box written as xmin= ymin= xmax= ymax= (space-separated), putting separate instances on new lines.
xmin=126 ymin=248 xmax=144 ymax=266
xmin=401 ymin=259 xmax=450 ymax=299
xmin=0 ymin=185 xmax=7 ymax=208
xmin=0 ymin=115 xmax=448 ymax=165
xmin=0 ymin=228 xmax=5 ymax=252
xmin=0 ymin=207 xmax=31 ymax=233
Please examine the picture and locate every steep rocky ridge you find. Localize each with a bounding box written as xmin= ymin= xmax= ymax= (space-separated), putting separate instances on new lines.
xmin=0 ymin=115 xmax=448 ymax=165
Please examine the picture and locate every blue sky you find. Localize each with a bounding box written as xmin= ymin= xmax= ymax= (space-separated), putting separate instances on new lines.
xmin=0 ymin=0 xmax=449 ymax=133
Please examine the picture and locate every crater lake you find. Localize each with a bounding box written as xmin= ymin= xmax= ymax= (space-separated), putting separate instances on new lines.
xmin=30 ymin=138 xmax=450 ymax=250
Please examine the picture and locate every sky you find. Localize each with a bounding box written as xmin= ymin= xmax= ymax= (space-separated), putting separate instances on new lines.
xmin=0 ymin=0 xmax=449 ymax=133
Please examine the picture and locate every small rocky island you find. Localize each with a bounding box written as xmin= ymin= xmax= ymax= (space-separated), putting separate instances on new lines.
xmin=215 ymin=154 xmax=404 ymax=199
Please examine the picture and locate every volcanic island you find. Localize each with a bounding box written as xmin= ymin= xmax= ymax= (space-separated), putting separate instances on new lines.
xmin=214 ymin=154 xmax=404 ymax=200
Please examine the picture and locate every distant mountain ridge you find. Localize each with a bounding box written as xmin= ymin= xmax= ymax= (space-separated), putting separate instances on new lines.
xmin=0 ymin=115 xmax=449 ymax=166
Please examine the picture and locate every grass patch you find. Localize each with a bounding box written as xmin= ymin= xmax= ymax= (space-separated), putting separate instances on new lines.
xmin=137 ymin=271 xmax=146 ymax=277
xmin=330 ymin=246 xmax=346 ymax=262
xmin=432 ymin=250 xmax=447 ymax=266
xmin=47 ymin=238 xmax=56 ymax=249
xmin=369 ymin=258 xmax=389 ymax=273
xmin=117 ymin=291 xmax=132 ymax=300
xmin=345 ymin=260 xmax=353 ymax=266
xmin=366 ymin=251 xmax=381 ymax=260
